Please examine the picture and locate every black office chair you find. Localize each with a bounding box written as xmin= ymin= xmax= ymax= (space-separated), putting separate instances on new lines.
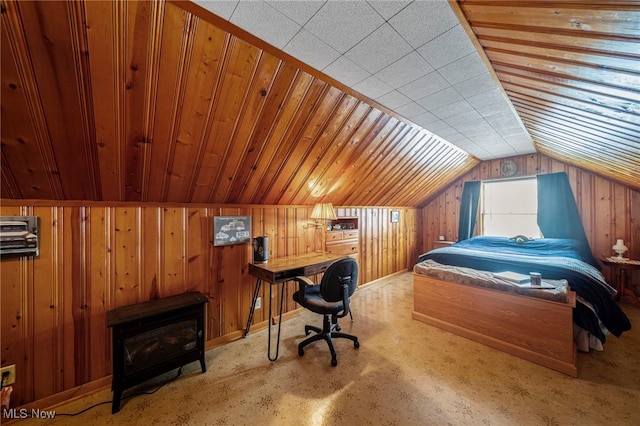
xmin=292 ymin=258 xmax=359 ymax=366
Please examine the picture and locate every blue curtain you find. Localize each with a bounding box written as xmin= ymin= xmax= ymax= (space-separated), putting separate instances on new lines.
xmin=537 ymin=172 xmax=589 ymax=244
xmin=458 ymin=180 xmax=481 ymax=241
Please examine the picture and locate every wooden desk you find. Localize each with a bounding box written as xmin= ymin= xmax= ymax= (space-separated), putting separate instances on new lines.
xmin=602 ymin=257 xmax=640 ymax=307
xmin=244 ymin=253 xmax=348 ymax=361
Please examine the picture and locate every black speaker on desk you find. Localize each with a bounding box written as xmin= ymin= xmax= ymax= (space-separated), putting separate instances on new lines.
xmin=253 ymin=236 xmax=268 ymax=263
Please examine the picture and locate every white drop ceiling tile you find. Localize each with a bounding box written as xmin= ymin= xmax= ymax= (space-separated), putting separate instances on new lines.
xmin=465 ymin=88 xmax=506 ymax=110
xmin=322 ymin=56 xmax=371 ymax=87
xmin=353 ymin=75 xmax=394 ymax=100
xmin=517 ymin=147 xmax=537 ymax=156
xmin=284 ymin=29 xmax=341 ymax=71
xmin=508 ymin=133 xmax=535 ymax=146
xmin=418 ymin=25 xmax=476 ymax=69
xmin=442 ymin=110 xmax=484 ymax=128
xmin=437 ymin=127 xmax=463 ymax=138
xmin=229 ymin=1 xmax=300 ymax=49
xmin=465 ymin=145 xmax=493 ymax=158
xmin=412 ymin=112 xmax=442 ymax=128
xmin=516 ymin=140 xmax=536 ymax=150
xmin=474 ymin=103 xmax=508 ymax=121
xmin=416 ymin=87 xmax=463 ymax=110
xmin=454 ymin=73 xmax=500 ymax=99
xmin=304 ymin=2 xmax=384 ymax=53
xmin=480 ymin=143 xmax=511 ymax=152
xmin=486 ymin=146 xmax=519 ymax=157
xmin=508 ymin=129 xmax=533 ymax=140
xmin=368 ymin=0 xmax=413 ymax=20
xmin=376 ymin=90 xmax=413 ymax=110
xmin=432 ymin=100 xmax=475 ymax=121
xmin=398 ymin=71 xmax=450 ymax=100
xmin=457 ymin=126 xmax=496 ymax=142
xmin=266 ymin=1 xmax=325 ymax=26
xmin=481 ymin=110 xmax=528 ymax=138
xmin=445 ymin=141 xmax=472 ymax=153
xmin=448 ymin=135 xmax=474 ymax=145
xmin=440 ymin=53 xmax=489 ymax=86
xmin=492 ymin=123 xmax=528 ymax=138
xmin=394 ymin=101 xmax=427 ymax=119
xmin=459 ymin=123 xmax=493 ymax=139
xmin=420 ymin=119 xmax=450 ymax=133
xmin=345 ymin=24 xmax=414 ymax=74
xmin=449 ymin=137 xmax=475 ymax=147
xmin=460 ymin=123 xmax=497 ymax=138
xmin=194 ymin=1 xmax=238 ymax=20
xmin=480 ymin=136 xmax=510 ymax=146
xmin=389 ymin=0 xmax=459 ymax=48
xmin=483 ymin=111 xmax=520 ymax=130
xmin=374 ymin=52 xmax=434 ymax=89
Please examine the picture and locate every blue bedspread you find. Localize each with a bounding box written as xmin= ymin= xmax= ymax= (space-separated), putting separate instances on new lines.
xmin=417 ymin=236 xmax=631 ymax=341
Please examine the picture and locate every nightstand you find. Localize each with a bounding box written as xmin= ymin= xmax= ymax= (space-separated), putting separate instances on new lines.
xmin=602 ymin=257 xmax=640 ymax=307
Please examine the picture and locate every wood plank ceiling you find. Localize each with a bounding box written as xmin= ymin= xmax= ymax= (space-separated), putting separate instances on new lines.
xmin=0 ymin=0 xmax=476 ymax=207
xmin=1 ymin=0 xmax=638 ymax=208
xmin=456 ymin=0 xmax=639 ymax=189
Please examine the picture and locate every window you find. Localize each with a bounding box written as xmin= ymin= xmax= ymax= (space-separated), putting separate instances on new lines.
xmin=480 ymin=178 xmax=540 ymax=238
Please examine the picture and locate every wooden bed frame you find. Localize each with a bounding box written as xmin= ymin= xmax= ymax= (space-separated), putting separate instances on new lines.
xmin=412 ymin=273 xmax=578 ymax=377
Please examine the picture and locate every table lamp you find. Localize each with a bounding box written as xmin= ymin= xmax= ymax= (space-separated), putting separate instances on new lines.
xmin=310 ymin=203 xmax=337 ymax=229
xmin=612 ymin=239 xmax=628 ymax=259
xmin=310 ymin=203 xmax=337 ymax=253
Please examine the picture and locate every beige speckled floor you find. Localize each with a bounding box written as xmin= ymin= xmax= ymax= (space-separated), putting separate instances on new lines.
xmin=17 ymin=272 xmax=639 ymax=425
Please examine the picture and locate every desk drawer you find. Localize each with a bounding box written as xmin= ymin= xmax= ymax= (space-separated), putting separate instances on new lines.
xmin=326 ymin=231 xmax=343 ymax=241
xmin=343 ymin=230 xmax=358 ymax=239
xmin=326 ymin=240 xmax=358 ymax=255
xmin=305 ymin=265 xmax=328 ymax=276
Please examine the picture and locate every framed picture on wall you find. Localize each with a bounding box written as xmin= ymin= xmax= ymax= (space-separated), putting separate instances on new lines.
xmin=0 ymin=215 xmax=39 ymax=257
xmin=391 ymin=211 xmax=400 ymax=223
xmin=213 ymin=216 xmax=251 ymax=246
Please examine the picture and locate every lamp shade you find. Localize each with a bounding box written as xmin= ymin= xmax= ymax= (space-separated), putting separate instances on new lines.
xmin=310 ymin=203 xmax=337 ymax=220
xmin=612 ymin=239 xmax=628 ymax=258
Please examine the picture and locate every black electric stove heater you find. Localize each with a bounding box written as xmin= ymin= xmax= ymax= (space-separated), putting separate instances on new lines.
xmin=107 ymin=291 xmax=208 ymax=413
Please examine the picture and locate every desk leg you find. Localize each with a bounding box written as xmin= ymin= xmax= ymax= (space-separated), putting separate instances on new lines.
xmin=244 ymin=278 xmax=262 ymax=337
xmin=267 ymin=282 xmax=286 ymax=362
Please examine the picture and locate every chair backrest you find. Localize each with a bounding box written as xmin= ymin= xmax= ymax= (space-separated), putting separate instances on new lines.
xmin=320 ymin=258 xmax=358 ymax=303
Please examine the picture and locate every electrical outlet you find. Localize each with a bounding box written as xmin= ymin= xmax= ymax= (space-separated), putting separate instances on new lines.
xmin=1 ymin=364 xmax=16 ymax=386
xmin=255 ymin=297 xmax=262 ymax=310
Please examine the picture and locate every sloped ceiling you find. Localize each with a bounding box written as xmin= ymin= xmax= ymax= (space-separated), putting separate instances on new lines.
xmin=0 ymin=0 xmax=477 ymax=206
xmin=1 ymin=1 xmax=638 ymax=208
xmin=194 ymin=0 xmax=535 ymax=160
xmin=457 ymin=0 xmax=639 ymax=190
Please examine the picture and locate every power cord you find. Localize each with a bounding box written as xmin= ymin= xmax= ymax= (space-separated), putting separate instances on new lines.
xmin=4 ymin=366 xmax=184 ymax=418
xmin=57 ymin=365 xmax=184 ymax=417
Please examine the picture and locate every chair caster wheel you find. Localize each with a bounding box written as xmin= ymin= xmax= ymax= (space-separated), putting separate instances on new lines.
xmin=298 ymin=347 xmax=304 ymax=356
xmin=354 ymin=341 xmax=360 ymax=349
xmin=335 ymin=324 xmax=341 ymax=332
xmin=331 ymin=357 xmax=337 ymax=366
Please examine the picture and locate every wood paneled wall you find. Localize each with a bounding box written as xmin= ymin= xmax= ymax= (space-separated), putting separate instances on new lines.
xmin=421 ymin=153 xmax=640 ymax=284
xmin=0 ymin=202 xmax=420 ymax=407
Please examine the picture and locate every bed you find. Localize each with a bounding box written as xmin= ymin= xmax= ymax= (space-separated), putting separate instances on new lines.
xmin=412 ymin=236 xmax=632 ymax=377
